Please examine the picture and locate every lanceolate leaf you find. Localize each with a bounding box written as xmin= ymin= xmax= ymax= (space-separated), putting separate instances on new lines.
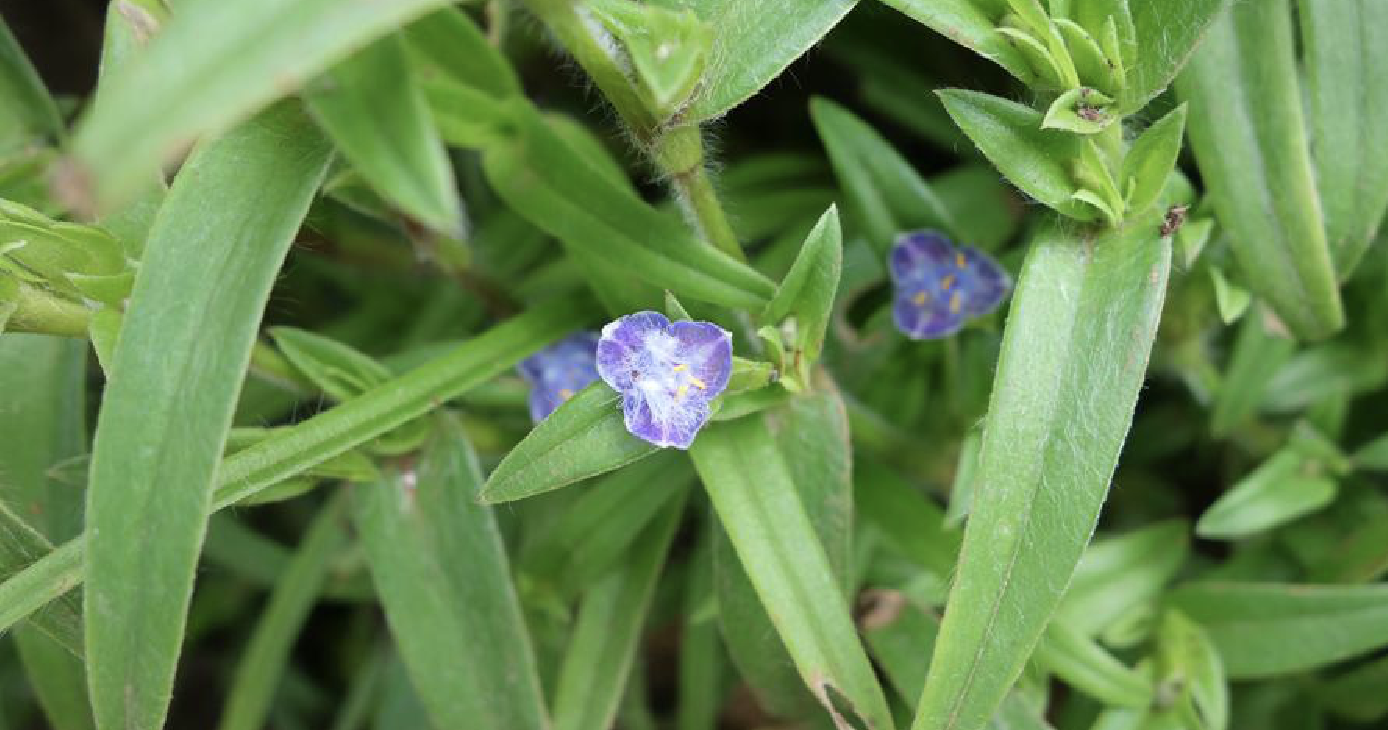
xmin=763 ymin=207 xmax=843 ymax=362
xmin=1195 ymin=449 xmax=1337 ymax=540
xmin=552 ymin=492 xmax=687 ymax=730
xmin=71 ymin=0 xmax=458 ymax=207
xmin=0 ymin=335 xmax=92 ymax=730
xmin=352 ymin=416 xmax=549 ymax=730
xmin=936 ymin=90 xmax=1094 ymax=222
xmin=0 ymin=300 xmax=590 ymax=643
xmin=658 ymin=0 xmax=858 ymax=122
xmin=0 ymin=16 xmax=63 ymax=148
xmin=692 ymin=415 xmax=893 ymax=730
xmin=480 ymin=383 xmax=658 ymax=504
xmin=913 ymin=218 xmax=1172 ymax=730
xmin=1298 ymin=0 xmax=1388 ymax=275
xmin=83 ymin=102 xmax=332 ymax=730
xmin=1120 ymin=0 xmax=1230 ymax=113
xmin=1176 ymin=0 xmax=1343 ymax=340
xmin=217 ymin=497 xmax=348 ymax=730
xmin=713 ymin=384 xmax=856 ymax=721
xmin=305 ymin=34 xmax=462 ymax=234
xmin=1171 ymin=582 xmax=1388 ymax=679
xmin=810 ymin=98 xmax=958 ymax=254
xmin=873 ymin=0 xmax=1036 ymax=86
xmin=483 ymin=106 xmax=776 ymax=311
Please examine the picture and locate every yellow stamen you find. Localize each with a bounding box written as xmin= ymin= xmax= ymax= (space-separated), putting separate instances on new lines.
xmin=672 ymin=363 xmax=688 ymax=372
xmin=559 ymin=388 xmax=574 ymax=400
xmin=676 ymin=384 xmax=689 ymax=399
xmin=955 ymin=252 xmax=966 ymax=268
xmin=949 ymin=292 xmax=961 ymax=314
xmin=941 ymin=274 xmax=956 ymax=291
xmin=689 ymin=376 xmax=707 ymax=390
xmin=912 ymin=291 xmax=928 ymax=306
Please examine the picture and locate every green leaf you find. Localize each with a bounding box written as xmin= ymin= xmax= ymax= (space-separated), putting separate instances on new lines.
xmin=1209 ymin=307 xmax=1295 ymax=437
xmin=482 ymin=105 xmax=775 ymax=311
xmin=0 ymin=15 xmax=63 ymax=150
xmin=401 ymin=8 xmax=519 ymax=99
xmin=713 ymin=384 xmax=856 ymax=720
xmin=1298 ymin=0 xmax=1388 ymax=275
xmin=1195 ymin=450 xmax=1337 ymax=540
xmin=1171 ymin=582 xmax=1388 ymax=678
xmin=70 ymin=0 xmax=457 ymax=208
xmin=676 ymin=536 xmax=722 ymax=730
xmin=1120 ymin=103 xmax=1187 ymax=217
xmin=1041 ymin=87 xmax=1115 ymax=135
xmin=874 ymin=0 xmax=1037 ymax=86
xmin=1035 ymin=621 xmax=1152 ymax=708
xmin=351 ymin=416 xmax=550 ymax=730
xmin=660 ymin=0 xmax=858 ymax=122
xmin=1155 ymin=610 xmax=1228 ymax=730
xmin=83 ymin=102 xmax=332 ymax=730
xmin=0 ymin=540 xmax=83 ymax=653
xmin=936 ymin=89 xmax=1095 ymax=222
xmin=1175 ymin=0 xmax=1344 ymax=340
xmin=0 ymin=299 xmax=588 ymax=645
xmin=1054 ymin=520 xmax=1189 ymax=639
xmin=269 ymin=327 xmax=391 ymax=402
xmin=0 ymin=334 xmax=92 ymax=730
xmin=217 ymin=497 xmax=348 ymax=730
xmin=522 ymin=451 xmax=693 ymax=597
xmin=857 ymin=462 xmax=960 ymax=581
xmin=1353 ymin=432 xmax=1388 ymax=471
xmin=912 ymin=218 xmax=1171 ymax=730
xmin=861 ymin=595 xmax=1056 ymax=730
xmin=1120 ymin=0 xmax=1230 ymax=113
xmin=304 ymin=34 xmax=462 ymax=234
xmin=481 ymin=383 xmax=658 ymax=504
xmin=1261 ymin=342 xmax=1388 ymax=414
xmin=587 ymin=0 xmax=711 ymax=117
xmin=763 ymin=206 xmax=842 ymax=362
xmin=1208 ymin=268 xmax=1250 ymax=325
xmin=810 ymin=97 xmax=958 ymax=253
xmin=691 ymin=415 xmax=893 ymax=730
xmin=552 ymin=492 xmax=686 ymax=730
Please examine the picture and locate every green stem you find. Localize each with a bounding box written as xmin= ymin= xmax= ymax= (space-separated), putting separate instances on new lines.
xmin=520 ymin=1 xmax=746 ymax=262
xmin=7 ymin=282 xmax=91 ymax=337
xmin=653 ymin=125 xmax=746 ymax=261
xmin=521 ymin=0 xmax=656 ymax=139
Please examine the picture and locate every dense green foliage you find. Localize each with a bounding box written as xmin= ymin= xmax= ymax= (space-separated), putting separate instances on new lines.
xmin=2 ymin=1 xmax=1387 ymax=729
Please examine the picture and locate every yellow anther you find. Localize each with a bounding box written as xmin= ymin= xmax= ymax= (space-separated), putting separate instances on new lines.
xmin=913 ymin=291 xmax=928 ymax=306
xmin=672 ymin=363 xmax=688 ymax=372
xmin=942 ymin=274 xmax=956 ymax=291
xmin=689 ymin=376 xmax=707 ymax=390
xmin=676 ymin=384 xmax=689 ymax=399
xmin=955 ymin=252 xmax=966 ymax=268
xmin=559 ymin=388 xmax=574 ymax=400
xmin=949 ymin=292 xmax=961 ymax=314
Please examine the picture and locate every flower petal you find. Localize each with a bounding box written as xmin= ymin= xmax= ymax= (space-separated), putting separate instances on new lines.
xmin=597 ymin=311 xmax=670 ymax=391
xmin=893 ymin=287 xmax=965 ymax=340
xmin=622 ymin=391 xmax=709 ymax=449
xmin=668 ymin=320 xmax=733 ymax=399
xmin=889 ymin=230 xmax=953 ymax=283
xmin=959 ymin=247 xmax=1012 ymax=317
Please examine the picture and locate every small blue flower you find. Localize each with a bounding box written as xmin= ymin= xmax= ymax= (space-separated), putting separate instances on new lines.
xmin=596 ymin=311 xmax=732 ymax=449
xmin=518 ymin=332 xmax=601 ymax=423
xmin=889 ymin=230 xmax=1011 ymax=340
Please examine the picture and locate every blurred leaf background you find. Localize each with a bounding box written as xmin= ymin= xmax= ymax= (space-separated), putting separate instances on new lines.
xmin=1 ymin=1 xmax=1388 ymax=730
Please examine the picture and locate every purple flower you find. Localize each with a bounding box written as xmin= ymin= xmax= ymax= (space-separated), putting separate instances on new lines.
xmin=596 ymin=311 xmax=732 ymax=449
xmin=889 ymin=230 xmax=1011 ymax=340
xmin=518 ymin=332 xmax=601 ymax=423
